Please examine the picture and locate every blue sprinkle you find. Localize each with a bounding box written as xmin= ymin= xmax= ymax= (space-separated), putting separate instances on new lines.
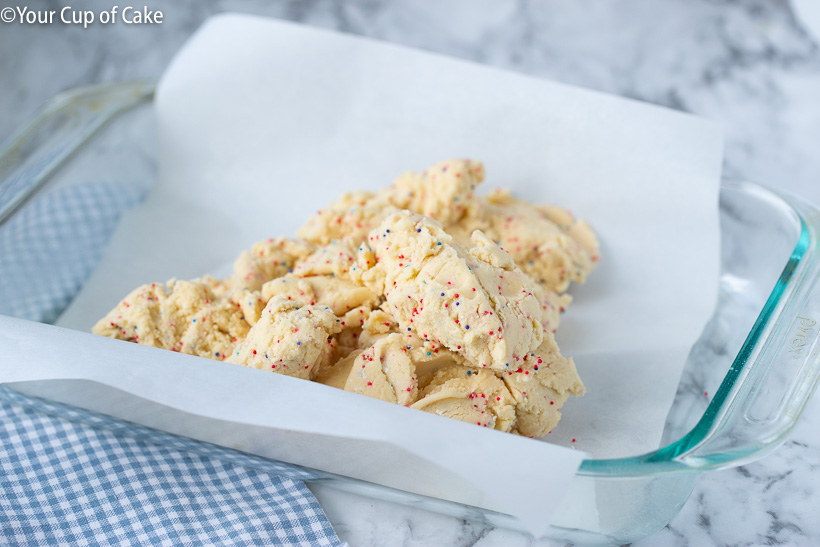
xmin=437 ymin=242 xmax=442 ymax=246
xmin=416 ymin=229 xmax=421 ymax=233
xmin=427 ymin=351 xmax=431 ymax=356
xmin=440 ymin=292 xmax=445 ymax=296
xmin=265 ymin=353 xmax=268 ymax=358
xmin=456 ymin=302 xmax=460 ymax=306
xmin=133 ymin=326 xmax=137 ymax=330
xmin=192 ymin=318 xmax=196 ymax=323
xmin=407 ymin=328 xmax=411 ymax=331
xmin=465 ymin=325 xmax=470 ymax=329
xmin=506 ymin=363 xmax=510 ymax=367
xmin=215 ymin=352 xmax=220 ymax=357
xmin=297 ymin=341 xmax=301 ymax=346
xmin=386 ymin=229 xmax=390 ymax=233
xmin=288 ymin=269 xmax=293 ymax=273
xmin=467 ymin=370 xmax=472 ymax=375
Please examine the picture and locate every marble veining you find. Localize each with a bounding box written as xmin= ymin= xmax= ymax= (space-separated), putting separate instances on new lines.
xmin=2 ymin=1 xmax=819 ymax=545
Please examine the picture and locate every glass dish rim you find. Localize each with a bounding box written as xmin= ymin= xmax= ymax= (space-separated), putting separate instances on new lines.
xmin=580 ymin=179 xmax=815 ymax=477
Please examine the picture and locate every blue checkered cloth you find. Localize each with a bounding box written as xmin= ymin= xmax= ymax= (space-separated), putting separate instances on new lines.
xmin=0 ymin=182 xmax=143 ymax=323
xmin=0 ymin=183 xmax=343 ymax=546
xmin=0 ymin=387 xmax=342 ymax=546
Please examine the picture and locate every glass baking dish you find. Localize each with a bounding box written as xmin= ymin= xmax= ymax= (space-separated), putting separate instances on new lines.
xmin=1 ymin=83 xmax=819 ymax=545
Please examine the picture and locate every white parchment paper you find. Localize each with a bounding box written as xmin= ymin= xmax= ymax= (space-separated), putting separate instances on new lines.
xmin=7 ymin=13 xmax=723 ymax=535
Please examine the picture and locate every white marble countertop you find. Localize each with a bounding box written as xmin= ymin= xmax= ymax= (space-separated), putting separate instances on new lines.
xmin=2 ymin=1 xmax=819 ymax=545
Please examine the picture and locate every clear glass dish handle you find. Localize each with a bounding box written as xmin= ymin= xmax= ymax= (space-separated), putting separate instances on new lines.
xmin=0 ymin=82 xmax=155 ymax=225
xmin=589 ymin=190 xmax=820 ymax=476
xmin=676 ymin=193 xmax=820 ymax=467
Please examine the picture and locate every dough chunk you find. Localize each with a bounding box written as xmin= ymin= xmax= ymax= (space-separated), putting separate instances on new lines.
xmin=355 ymin=210 xmax=544 ymax=373
xmin=317 ymin=333 xmax=418 ymax=406
xmin=298 ymin=191 xmax=385 ymax=246
xmin=360 ymin=307 xmax=462 ymax=380
xmin=484 ymin=189 xmax=599 ymax=294
xmin=533 ymin=286 xmax=573 ymax=335
xmin=231 ymin=237 xmax=315 ymax=292
xmin=228 ymin=295 xmax=342 ymax=380
xmin=502 ymin=332 xmax=585 ymax=437
xmin=227 ymin=288 xmax=267 ymax=326
xmin=262 ymin=274 xmax=378 ymax=320
xmin=292 ymin=238 xmax=360 ymax=278
xmin=92 ymin=279 xmax=250 ymax=360
xmin=412 ymin=364 xmax=517 ymax=431
xmin=317 ymin=328 xmax=461 ymax=406
xmin=384 ymin=159 xmax=486 ymax=228
xmin=298 ymin=159 xmax=489 ymax=248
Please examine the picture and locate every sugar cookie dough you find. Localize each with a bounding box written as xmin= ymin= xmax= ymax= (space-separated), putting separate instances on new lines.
xmin=92 ymin=279 xmax=251 ymax=360
xmin=484 ymin=188 xmax=599 ymax=293
xmin=227 ymin=295 xmax=341 ymax=380
xmin=411 ymin=364 xmax=517 ymax=432
xmin=502 ymin=332 xmax=585 ymax=437
xmin=231 ymin=237 xmax=315 ymax=292
xmin=317 ymin=333 xmax=419 ymax=406
xmin=93 ymin=159 xmax=598 ymax=438
xmin=353 ymin=210 xmax=544 ymax=373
